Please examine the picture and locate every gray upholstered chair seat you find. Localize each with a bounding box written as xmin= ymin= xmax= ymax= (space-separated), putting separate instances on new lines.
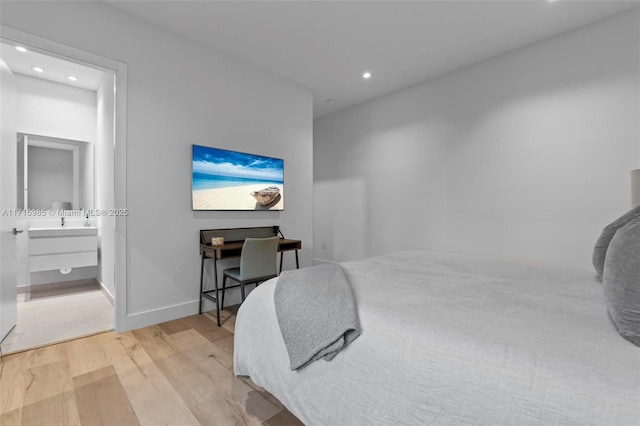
xmin=223 ymin=267 xmax=241 ymax=280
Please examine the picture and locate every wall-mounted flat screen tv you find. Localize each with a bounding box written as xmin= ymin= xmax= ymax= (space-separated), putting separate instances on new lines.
xmin=192 ymin=145 xmax=284 ymax=211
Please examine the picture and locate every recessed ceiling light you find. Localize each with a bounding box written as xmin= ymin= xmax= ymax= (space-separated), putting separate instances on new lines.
xmin=15 ymin=46 xmax=27 ymax=53
xmin=362 ymin=71 xmax=372 ymax=80
xmin=31 ymin=66 xmax=44 ymax=73
xmin=67 ymin=75 xmax=78 ymax=81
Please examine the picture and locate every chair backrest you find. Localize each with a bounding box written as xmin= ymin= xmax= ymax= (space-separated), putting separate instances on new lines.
xmin=239 ymin=237 xmax=280 ymax=281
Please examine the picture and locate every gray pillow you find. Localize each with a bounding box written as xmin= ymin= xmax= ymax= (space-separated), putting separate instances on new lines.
xmin=593 ymin=204 xmax=640 ymax=279
xmin=603 ymin=217 xmax=640 ymax=347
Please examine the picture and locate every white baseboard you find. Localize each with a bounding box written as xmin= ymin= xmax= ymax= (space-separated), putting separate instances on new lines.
xmin=125 ymin=286 xmax=255 ymax=331
xmin=126 ymin=300 xmax=200 ymax=331
xmin=97 ymin=280 xmax=115 ymax=306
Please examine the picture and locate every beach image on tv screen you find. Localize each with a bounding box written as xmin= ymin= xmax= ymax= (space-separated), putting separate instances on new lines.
xmin=192 ymin=145 xmax=284 ymax=210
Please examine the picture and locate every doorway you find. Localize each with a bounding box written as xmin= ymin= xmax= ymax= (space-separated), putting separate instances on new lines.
xmin=0 ymin=28 xmax=127 ymax=355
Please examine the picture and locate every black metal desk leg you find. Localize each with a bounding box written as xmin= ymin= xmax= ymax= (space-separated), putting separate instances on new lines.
xmin=279 ymin=251 xmax=284 ymax=273
xmin=199 ymin=253 xmax=205 ymax=314
xmin=295 ymin=250 xmax=299 ymax=269
xmin=214 ymin=257 xmax=220 ymax=326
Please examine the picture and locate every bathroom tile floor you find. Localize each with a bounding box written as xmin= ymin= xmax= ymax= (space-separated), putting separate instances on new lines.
xmin=0 ymin=282 xmax=114 ymax=355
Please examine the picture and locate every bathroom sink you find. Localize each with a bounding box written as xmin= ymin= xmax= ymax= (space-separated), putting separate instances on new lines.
xmin=28 ymin=226 xmax=98 ymax=237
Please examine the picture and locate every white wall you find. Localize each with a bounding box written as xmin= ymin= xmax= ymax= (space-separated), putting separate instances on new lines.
xmin=15 ymin=74 xmax=96 ymax=143
xmin=315 ymin=9 xmax=640 ymax=267
xmin=12 ymin=75 xmax=98 ymax=286
xmin=1 ymin=1 xmax=314 ymax=329
xmin=15 ymin=75 xmax=97 ymax=212
xmin=14 ymin=74 xmax=97 ymax=215
xmin=96 ymin=73 xmax=115 ymax=298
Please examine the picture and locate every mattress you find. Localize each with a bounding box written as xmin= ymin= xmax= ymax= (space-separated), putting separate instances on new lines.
xmin=233 ymin=251 xmax=640 ymax=425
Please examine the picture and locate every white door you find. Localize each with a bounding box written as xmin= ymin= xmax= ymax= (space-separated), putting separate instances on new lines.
xmin=0 ymin=58 xmax=18 ymax=342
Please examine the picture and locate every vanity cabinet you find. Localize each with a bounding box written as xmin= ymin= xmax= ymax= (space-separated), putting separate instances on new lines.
xmin=28 ymin=227 xmax=98 ymax=272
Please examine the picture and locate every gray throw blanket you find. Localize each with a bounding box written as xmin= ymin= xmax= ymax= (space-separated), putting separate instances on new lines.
xmin=274 ymin=263 xmax=361 ymax=370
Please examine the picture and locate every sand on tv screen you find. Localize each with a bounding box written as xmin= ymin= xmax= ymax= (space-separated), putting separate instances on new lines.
xmin=192 ymin=145 xmax=284 ymax=211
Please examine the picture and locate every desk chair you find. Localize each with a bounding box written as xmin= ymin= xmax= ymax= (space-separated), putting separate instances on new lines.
xmin=220 ymin=237 xmax=280 ymax=310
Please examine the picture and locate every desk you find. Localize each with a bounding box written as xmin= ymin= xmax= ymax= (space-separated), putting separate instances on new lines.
xmin=199 ymin=227 xmax=301 ymax=325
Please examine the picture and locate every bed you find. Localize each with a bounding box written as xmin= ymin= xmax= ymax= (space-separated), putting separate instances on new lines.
xmin=233 ymin=251 xmax=640 ymax=425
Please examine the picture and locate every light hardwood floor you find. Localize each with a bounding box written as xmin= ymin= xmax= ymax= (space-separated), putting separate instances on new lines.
xmin=0 ymin=308 xmax=303 ymax=426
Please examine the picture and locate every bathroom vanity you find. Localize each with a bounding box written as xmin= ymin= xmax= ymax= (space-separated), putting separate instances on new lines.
xmin=28 ymin=226 xmax=98 ymax=273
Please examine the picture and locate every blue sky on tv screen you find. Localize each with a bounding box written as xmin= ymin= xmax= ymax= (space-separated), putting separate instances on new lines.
xmin=192 ymin=145 xmax=283 ymax=189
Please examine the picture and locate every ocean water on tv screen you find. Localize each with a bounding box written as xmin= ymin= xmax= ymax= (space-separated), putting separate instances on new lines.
xmin=192 ymin=173 xmax=282 ymax=191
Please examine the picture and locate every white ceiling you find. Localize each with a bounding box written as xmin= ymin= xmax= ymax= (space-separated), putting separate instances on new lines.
xmin=0 ymin=41 xmax=104 ymax=91
xmin=5 ymin=1 xmax=637 ymax=115
xmin=104 ymin=0 xmax=639 ymax=117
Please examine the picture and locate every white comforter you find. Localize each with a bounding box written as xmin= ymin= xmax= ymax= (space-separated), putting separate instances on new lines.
xmin=234 ymin=251 xmax=640 ymax=425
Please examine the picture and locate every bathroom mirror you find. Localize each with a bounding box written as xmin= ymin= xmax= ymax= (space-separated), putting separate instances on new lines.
xmin=17 ymin=133 xmax=94 ymax=211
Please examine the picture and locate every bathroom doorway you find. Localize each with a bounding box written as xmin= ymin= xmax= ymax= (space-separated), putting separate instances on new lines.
xmin=0 ymin=28 xmax=127 ymax=354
